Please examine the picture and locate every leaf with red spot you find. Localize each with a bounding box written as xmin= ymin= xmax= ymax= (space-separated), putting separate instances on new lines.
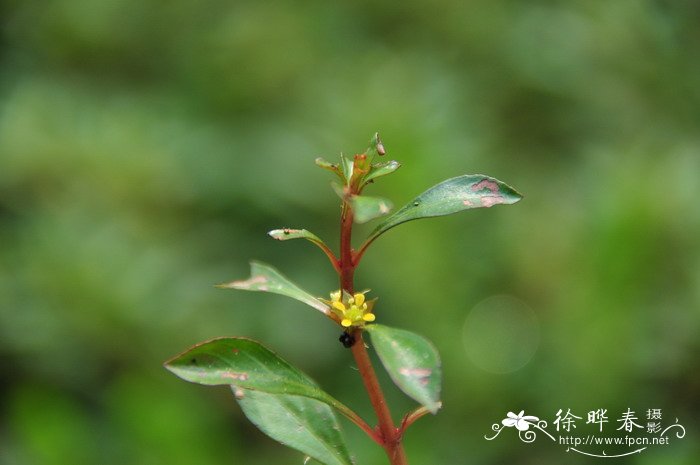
xmin=365 ymin=325 xmax=442 ymax=414
xmin=165 ymin=338 xmax=354 ymax=465
xmin=365 ymin=174 xmax=522 ymax=243
xmin=216 ymin=261 xmax=330 ymax=316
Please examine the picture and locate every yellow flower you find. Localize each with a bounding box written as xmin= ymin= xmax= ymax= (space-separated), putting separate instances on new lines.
xmin=323 ymin=289 xmax=376 ymax=328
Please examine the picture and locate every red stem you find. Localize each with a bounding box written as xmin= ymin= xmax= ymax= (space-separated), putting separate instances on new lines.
xmin=336 ymin=404 xmax=382 ymax=445
xmin=399 ymin=405 xmax=437 ymax=436
xmin=350 ymin=331 xmax=407 ymax=464
xmin=339 ymin=193 xmax=408 ymax=465
xmin=339 ymin=203 xmax=355 ymax=292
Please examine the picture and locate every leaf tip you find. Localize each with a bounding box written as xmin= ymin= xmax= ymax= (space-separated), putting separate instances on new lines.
xmin=429 ymin=400 xmax=443 ymax=415
xmin=162 ymin=355 xmax=184 ymax=378
xmin=268 ymin=228 xmax=298 ymax=240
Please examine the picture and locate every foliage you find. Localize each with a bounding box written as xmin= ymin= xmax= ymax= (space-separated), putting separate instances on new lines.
xmin=1 ymin=1 xmax=699 ymax=464
xmin=164 ymin=134 xmax=521 ymax=464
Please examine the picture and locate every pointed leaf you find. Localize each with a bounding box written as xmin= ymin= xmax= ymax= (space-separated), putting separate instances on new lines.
xmin=267 ymin=229 xmax=338 ymax=271
xmin=367 ymin=175 xmax=522 ymax=241
xmin=339 ymin=154 xmax=354 ymax=182
xmin=268 ymin=228 xmax=333 ymax=254
xmin=268 ymin=228 xmax=324 ymax=243
xmin=363 ymin=160 xmax=401 ymax=185
xmin=349 ymin=195 xmax=393 ymax=224
xmin=236 ymin=388 xmax=353 ymax=465
xmin=365 ymin=324 xmax=442 ymax=414
xmin=315 ymin=157 xmax=345 ymax=183
xmin=329 ymin=183 xmax=392 ymax=224
xmin=216 ymin=262 xmax=330 ymax=316
xmin=165 ymin=337 xmax=317 ymax=393
xmin=165 ymin=338 xmax=354 ymax=465
xmin=165 ymin=337 xmax=357 ymax=413
xmin=331 ymin=181 xmax=347 ymax=200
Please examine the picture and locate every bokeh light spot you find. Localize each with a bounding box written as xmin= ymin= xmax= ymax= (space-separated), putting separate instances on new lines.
xmin=462 ymin=295 xmax=539 ymax=374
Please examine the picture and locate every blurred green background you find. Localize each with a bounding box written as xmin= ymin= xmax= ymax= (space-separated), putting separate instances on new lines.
xmin=1 ymin=1 xmax=699 ymax=464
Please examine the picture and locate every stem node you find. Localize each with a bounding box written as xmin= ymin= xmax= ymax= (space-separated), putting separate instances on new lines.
xmin=339 ymin=183 xmax=408 ymax=465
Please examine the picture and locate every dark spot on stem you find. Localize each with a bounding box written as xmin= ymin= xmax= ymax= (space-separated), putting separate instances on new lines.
xmin=339 ymin=331 xmax=356 ymax=348
xmin=413 ymin=201 xmax=420 ymax=207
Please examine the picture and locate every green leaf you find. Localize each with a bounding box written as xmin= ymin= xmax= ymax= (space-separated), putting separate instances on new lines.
xmin=318 ymin=133 xmax=385 ymax=188
xmin=268 ymin=228 xmax=323 ymax=243
xmin=365 ymin=325 xmax=442 ymax=414
xmin=367 ymin=174 xmax=522 ymax=242
xmin=363 ymin=160 xmax=400 ymax=186
xmin=315 ymin=157 xmax=345 ymax=183
xmin=165 ymin=337 xmax=360 ymax=414
xmin=268 ymin=228 xmax=332 ymax=253
xmin=236 ymin=389 xmax=353 ymax=465
xmin=330 ymin=183 xmax=393 ymax=223
xmin=331 ymin=181 xmax=347 ymax=200
xmin=164 ymin=338 xmax=353 ymax=465
xmin=339 ymin=154 xmax=354 ymax=182
xmin=349 ymin=195 xmax=393 ymax=224
xmin=216 ymin=261 xmax=330 ymax=316
xmin=164 ymin=337 xmax=320 ymax=394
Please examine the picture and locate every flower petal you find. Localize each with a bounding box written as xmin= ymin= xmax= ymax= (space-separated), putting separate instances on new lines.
xmin=515 ymin=419 xmax=530 ymax=431
xmin=502 ymin=418 xmax=517 ymax=427
xmin=332 ymin=301 xmax=346 ymax=312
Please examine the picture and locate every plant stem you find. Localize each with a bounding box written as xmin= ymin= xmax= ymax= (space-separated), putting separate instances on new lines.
xmin=339 ymin=202 xmax=355 ymax=292
xmin=332 ymin=399 xmax=382 ymax=444
xmin=399 ymin=405 xmax=438 ymax=435
xmin=350 ymin=331 xmax=408 ymax=464
xmin=339 ymin=196 xmax=408 ymax=465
